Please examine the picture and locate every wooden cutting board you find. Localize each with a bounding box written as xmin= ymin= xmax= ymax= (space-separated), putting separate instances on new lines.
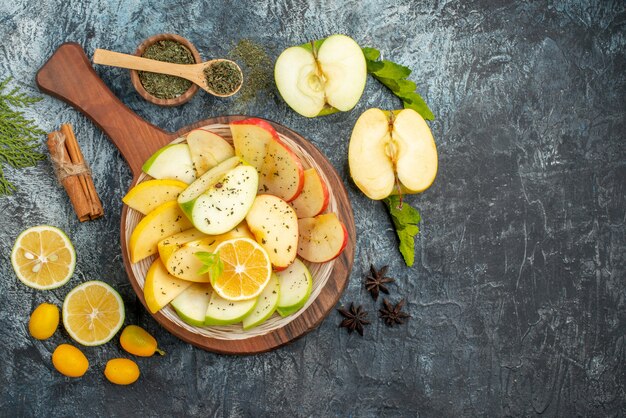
xmin=36 ymin=42 xmax=355 ymax=354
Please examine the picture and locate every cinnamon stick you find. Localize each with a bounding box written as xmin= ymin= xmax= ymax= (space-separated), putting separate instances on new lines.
xmin=60 ymin=124 xmax=104 ymax=219
xmin=47 ymin=124 xmax=104 ymax=221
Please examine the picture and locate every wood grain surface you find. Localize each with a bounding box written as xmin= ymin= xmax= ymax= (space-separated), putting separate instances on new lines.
xmin=36 ymin=43 xmax=355 ymax=354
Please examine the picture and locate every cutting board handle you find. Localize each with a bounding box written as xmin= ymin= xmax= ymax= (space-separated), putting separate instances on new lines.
xmin=36 ymin=42 xmax=175 ymax=176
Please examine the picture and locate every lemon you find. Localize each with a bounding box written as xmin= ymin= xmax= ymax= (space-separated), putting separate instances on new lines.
xmin=11 ymin=225 xmax=76 ymax=290
xmin=62 ymin=281 xmax=125 ymax=346
xmin=211 ymin=238 xmax=272 ymax=301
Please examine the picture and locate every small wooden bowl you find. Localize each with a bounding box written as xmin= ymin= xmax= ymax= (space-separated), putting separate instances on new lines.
xmin=130 ymin=34 xmax=201 ymax=107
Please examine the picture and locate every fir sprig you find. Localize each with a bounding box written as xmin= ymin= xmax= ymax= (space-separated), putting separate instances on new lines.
xmin=0 ymin=77 xmax=46 ymax=194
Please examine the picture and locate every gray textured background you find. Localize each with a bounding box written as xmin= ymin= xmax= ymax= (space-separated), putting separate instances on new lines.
xmin=1 ymin=0 xmax=625 ymax=416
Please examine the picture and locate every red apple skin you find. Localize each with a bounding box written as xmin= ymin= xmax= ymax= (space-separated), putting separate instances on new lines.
xmin=297 ymin=214 xmax=348 ymax=263
xmin=231 ymin=118 xmax=280 ymax=141
xmin=291 ymin=168 xmax=330 ymax=217
xmin=231 ymin=118 xmax=305 ymax=202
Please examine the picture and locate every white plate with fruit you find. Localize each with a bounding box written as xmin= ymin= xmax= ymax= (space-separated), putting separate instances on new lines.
xmin=120 ymin=116 xmax=354 ymax=354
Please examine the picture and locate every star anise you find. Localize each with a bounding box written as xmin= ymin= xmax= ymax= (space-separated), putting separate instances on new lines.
xmin=337 ymin=303 xmax=370 ymax=336
xmin=364 ymin=264 xmax=395 ymax=301
xmin=379 ymin=298 xmax=410 ymax=327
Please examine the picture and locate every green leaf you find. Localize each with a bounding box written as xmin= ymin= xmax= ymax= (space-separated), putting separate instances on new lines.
xmin=195 ymin=251 xmax=224 ymax=281
xmin=361 ymin=47 xmax=435 ymax=121
xmin=400 ymin=92 xmax=435 ymax=120
xmin=371 ymin=60 xmax=411 ymax=79
xmin=383 ymin=196 xmax=421 ymax=267
xmin=361 ymin=47 xmax=380 ymax=61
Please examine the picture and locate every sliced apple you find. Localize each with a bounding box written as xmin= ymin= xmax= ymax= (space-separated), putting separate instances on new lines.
xmin=122 ymin=179 xmax=188 ymax=215
xmin=170 ymin=283 xmax=212 ymax=327
xmin=290 ymin=168 xmax=329 ymax=218
xmin=230 ymin=118 xmax=275 ymax=169
xmin=157 ymin=228 xmax=207 ymax=268
xmin=260 ymin=139 xmax=305 ymax=201
xmin=204 ymin=292 xmax=258 ymax=326
xmin=274 ymin=34 xmax=366 ymax=117
xmin=275 ymin=258 xmax=312 ymax=317
xmin=143 ymin=258 xmax=193 ymax=314
xmin=230 ymin=118 xmax=304 ymax=201
xmin=180 ymin=164 xmax=258 ymax=235
xmin=348 ymin=108 xmax=438 ymax=200
xmin=297 ymin=213 xmax=347 ymax=263
xmin=129 ymin=201 xmax=193 ymax=263
xmin=142 ymin=143 xmax=196 ymax=184
xmin=186 ymin=129 xmax=235 ymax=176
xmin=245 ymin=194 xmax=298 ymax=270
xmin=242 ymin=273 xmax=280 ymax=329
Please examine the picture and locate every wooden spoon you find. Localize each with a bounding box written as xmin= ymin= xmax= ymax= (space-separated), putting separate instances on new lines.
xmin=93 ymin=49 xmax=243 ymax=97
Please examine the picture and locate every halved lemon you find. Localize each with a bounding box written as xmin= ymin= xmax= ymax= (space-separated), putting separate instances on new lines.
xmin=212 ymin=238 xmax=272 ymax=301
xmin=11 ymin=225 xmax=76 ymax=290
xmin=62 ymin=281 xmax=125 ymax=346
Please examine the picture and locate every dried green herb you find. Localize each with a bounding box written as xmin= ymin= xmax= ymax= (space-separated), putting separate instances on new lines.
xmin=0 ymin=78 xmax=46 ymax=195
xmin=203 ymin=61 xmax=242 ymax=96
xmin=139 ymin=40 xmax=195 ymax=99
xmin=228 ymin=39 xmax=273 ymax=103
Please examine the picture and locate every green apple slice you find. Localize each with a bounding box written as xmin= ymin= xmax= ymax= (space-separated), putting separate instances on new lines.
xmin=142 ymin=143 xmax=196 ymax=184
xmin=183 ymin=165 xmax=258 ymax=235
xmin=170 ymin=283 xmax=212 ymax=327
xmin=204 ymin=292 xmax=257 ymax=326
xmin=178 ymin=156 xmax=241 ymax=210
xmin=275 ymin=258 xmax=312 ymax=317
xmin=242 ymin=273 xmax=280 ymax=330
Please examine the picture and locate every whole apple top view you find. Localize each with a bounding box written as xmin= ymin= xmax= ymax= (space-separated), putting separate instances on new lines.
xmin=1 ymin=1 xmax=624 ymax=417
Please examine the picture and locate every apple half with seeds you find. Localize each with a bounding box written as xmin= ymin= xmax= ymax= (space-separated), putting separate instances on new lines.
xmin=348 ymin=108 xmax=438 ymax=200
xmin=274 ymin=34 xmax=366 ymax=117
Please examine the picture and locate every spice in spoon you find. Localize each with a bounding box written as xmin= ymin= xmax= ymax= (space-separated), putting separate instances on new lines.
xmin=139 ymin=40 xmax=195 ymax=99
xmin=203 ymin=61 xmax=243 ymax=95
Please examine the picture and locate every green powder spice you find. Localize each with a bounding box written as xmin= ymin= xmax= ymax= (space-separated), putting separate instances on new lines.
xmin=139 ymin=40 xmax=195 ymax=99
xmin=228 ymin=39 xmax=273 ymax=104
xmin=203 ymin=61 xmax=243 ymax=95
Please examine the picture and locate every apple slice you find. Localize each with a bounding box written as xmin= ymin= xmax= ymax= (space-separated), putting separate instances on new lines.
xmin=297 ymin=213 xmax=347 ymax=263
xmin=260 ymin=139 xmax=305 ymax=202
xmin=177 ymin=156 xmax=241 ymax=209
xmin=275 ymin=258 xmax=312 ymax=317
xmin=204 ymin=292 xmax=258 ymax=326
xmin=171 ymin=283 xmax=212 ymax=327
xmin=242 ymin=273 xmax=280 ymax=330
xmin=290 ymin=168 xmax=329 ymax=218
xmin=230 ymin=119 xmax=304 ymax=201
xmin=143 ymin=258 xmax=193 ymax=314
xmin=142 ymin=143 xmax=196 ymax=184
xmin=129 ymin=201 xmax=193 ymax=263
xmin=230 ymin=118 xmax=276 ymax=169
xmin=122 ymin=179 xmax=188 ymax=215
xmin=186 ymin=129 xmax=235 ymax=176
xmin=274 ymin=34 xmax=366 ymax=117
xmin=157 ymin=228 xmax=206 ymax=267
xmin=245 ymin=194 xmax=298 ymax=270
xmin=348 ymin=108 xmax=438 ymax=200
xmin=180 ymin=164 xmax=258 ymax=235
